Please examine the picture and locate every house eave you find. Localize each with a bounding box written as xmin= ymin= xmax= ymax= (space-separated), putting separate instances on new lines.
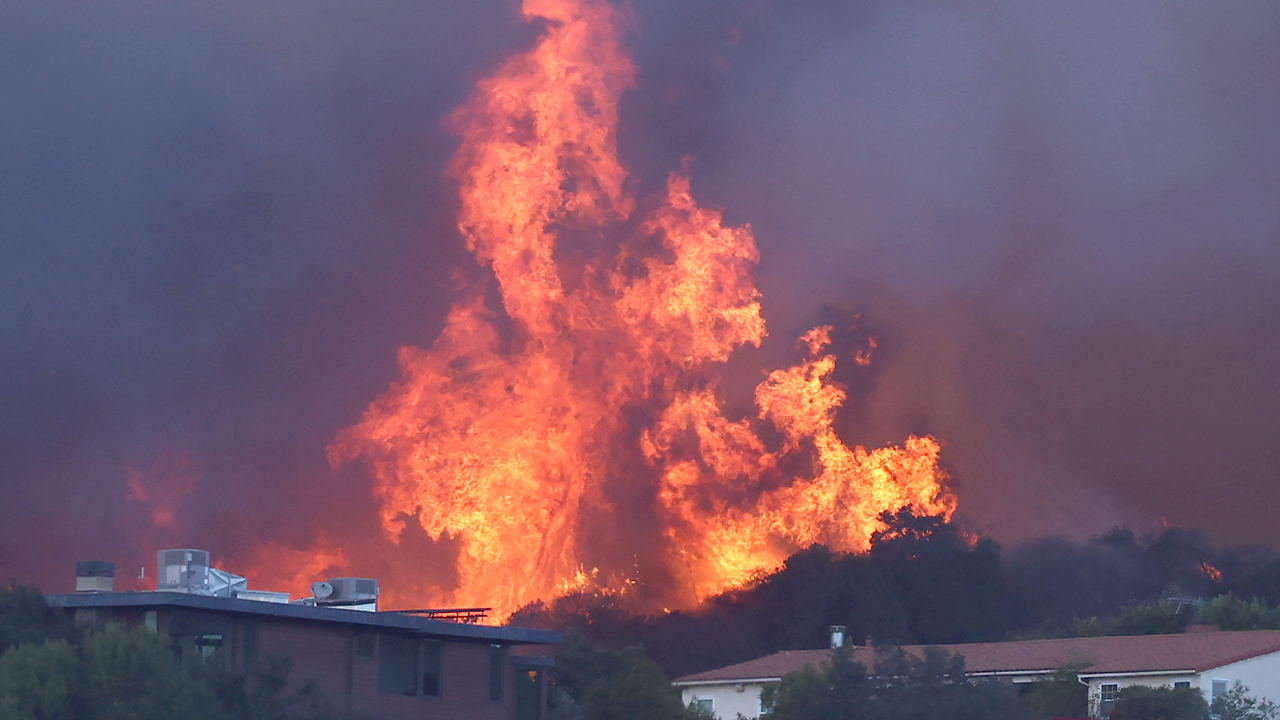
xmin=672 ymin=677 xmax=781 ymax=687
xmin=1077 ymin=669 xmax=1194 ymax=680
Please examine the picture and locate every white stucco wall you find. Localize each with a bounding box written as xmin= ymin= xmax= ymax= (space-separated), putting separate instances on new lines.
xmin=679 ymin=682 xmax=770 ymax=720
xmin=1197 ymin=652 xmax=1280 ymax=710
xmin=1084 ymin=652 xmax=1280 ymax=718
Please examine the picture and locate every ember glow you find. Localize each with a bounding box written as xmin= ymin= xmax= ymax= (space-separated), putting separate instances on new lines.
xmin=328 ymin=0 xmax=955 ymax=617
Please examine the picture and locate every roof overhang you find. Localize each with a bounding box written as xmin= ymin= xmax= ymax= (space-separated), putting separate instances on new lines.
xmin=1077 ymin=670 xmax=1194 ymax=681
xmin=46 ymin=591 xmax=561 ymax=645
xmin=672 ymin=677 xmax=782 ymax=687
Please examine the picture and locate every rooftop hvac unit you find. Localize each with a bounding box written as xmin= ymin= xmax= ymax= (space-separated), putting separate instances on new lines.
xmin=75 ymin=561 xmax=115 ymax=593
xmin=315 ymin=577 xmax=379 ymax=611
xmin=157 ymin=549 xmax=247 ymax=598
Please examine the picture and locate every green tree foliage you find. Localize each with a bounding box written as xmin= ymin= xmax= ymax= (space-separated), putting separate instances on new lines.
xmin=550 ymin=630 xmax=711 ymax=720
xmin=1112 ymin=685 xmax=1210 ymax=720
xmin=0 ymin=639 xmax=77 ymax=720
xmin=0 ymin=589 xmax=72 ymax=654
xmin=0 ymin=624 xmax=229 ymax=720
xmin=761 ymin=645 xmax=1028 ymax=720
xmin=1212 ymin=682 xmax=1280 ymax=720
xmin=80 ymin=623 xmax=228 ymax=720
xmin=198 ymin=655 xmax=362 ymax=720
xmin=1072 ymin=600 xmax=1187 ymax=637
xmin=1018 ymin=664 xmax=1090 ymax=719
xmin=0 ymin=619 xmax=358 ymax=720
xmin=1199 ymin=595 xmax=1280 ymax=631
xmin=1072 ymin=593 xmax=1280 ymax=639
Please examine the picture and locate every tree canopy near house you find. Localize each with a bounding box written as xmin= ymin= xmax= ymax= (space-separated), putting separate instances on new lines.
xmin=1213 ymin=682 xmax=1280 ymax=720
xmin=1018 ymin=664 xmax=1090 ymax=719
xmin=0 ymin=587 xmax=72 ymax=654
xmin=1111 ymin=685 xmax=1210 ymax=720
xmin=0 ymin=589 xmax=364 ymax=720
xmin=0 ymin=623 xmax=229 ymax=720
xmin=761 ymin=645 xmax=1028 ymax=720
xmin=549 ymin=630 xmax=712 ymax=720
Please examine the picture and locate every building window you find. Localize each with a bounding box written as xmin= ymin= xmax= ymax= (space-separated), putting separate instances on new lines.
xmin=516 ymin=669 xmax=542 ymax=720
xmin=421 ymin=640 xmax=443 ymax=697
xmin=490 ymin=645 xmax=505 ymax=701
xmin=1212 ymin=679 xmax=1228 ymax=705
xmin=378 ymin=634 xmax=419 ymax=696
xmin=1175 ymin=681 xmax=1191 ymax=689
xmin=1100 ymin=683 xmax=1119 ymax=703
xmin=241 ymin=621 xmax=258 ymax=668
xmin=355 ymin=633 xmax=375 ymax=658
xmin=693 ymin=697 xmax=713 ymax=712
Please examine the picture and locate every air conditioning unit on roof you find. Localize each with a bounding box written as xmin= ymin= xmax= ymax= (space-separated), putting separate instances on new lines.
xmin=157 ymin=549 xmax=246 ymax=597
xmin=317 ymin=577 xmax=378 ymax=611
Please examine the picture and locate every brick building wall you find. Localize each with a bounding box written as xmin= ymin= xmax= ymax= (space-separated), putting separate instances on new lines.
xmin=54 ymin=596 xmax=554 ymax=720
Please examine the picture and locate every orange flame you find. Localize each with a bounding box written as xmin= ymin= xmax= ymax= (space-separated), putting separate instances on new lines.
xmin=329 ymin=0 xmax=954 ymax=618
xmin=238 ymin=538 xmax=350 ymax=599
xmin=1200 ymin=562 xmax=1223 ymax=583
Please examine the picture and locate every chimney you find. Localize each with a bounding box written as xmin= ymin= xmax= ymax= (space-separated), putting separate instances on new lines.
xmin=829 ymin=625 xmax=846 ymax=649
xmin=76 ymin=561 xmax=115 ymax=593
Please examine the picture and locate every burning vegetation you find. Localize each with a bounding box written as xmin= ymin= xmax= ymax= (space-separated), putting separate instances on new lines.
xmin=328 ymin=0 xmax=953 ymax=618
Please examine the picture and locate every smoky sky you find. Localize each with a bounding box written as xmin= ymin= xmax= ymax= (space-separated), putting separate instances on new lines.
xmin=3 ymin=0 xmax=1279 ymax=595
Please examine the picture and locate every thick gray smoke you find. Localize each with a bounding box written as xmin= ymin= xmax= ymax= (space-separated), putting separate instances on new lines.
xmin=2 ymin=0 xmax=1278 ymax=595
xmin=622 ymin=0 xmax=1280 ymax=543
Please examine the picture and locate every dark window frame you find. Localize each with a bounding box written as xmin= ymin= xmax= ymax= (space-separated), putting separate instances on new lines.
xmin=378 ymin=633 xmax=421 ymax=697
xmin=489 ymin=645 xmax=505 ymax=702
xmin=421 ymin=639 xmax=443 ymax=698
xmin=515 ymin=668 xmax=543 ymax=720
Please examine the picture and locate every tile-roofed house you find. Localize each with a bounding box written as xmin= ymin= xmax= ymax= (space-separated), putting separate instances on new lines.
xmin=673 ymin=629 xmax=1280 ymax=719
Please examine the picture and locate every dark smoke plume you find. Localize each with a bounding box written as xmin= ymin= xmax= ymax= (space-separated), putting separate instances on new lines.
xmin=2 ymin=0 xmax=1279 ymax=595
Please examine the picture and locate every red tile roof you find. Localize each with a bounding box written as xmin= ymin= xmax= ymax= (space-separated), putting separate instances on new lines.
xmin=672 ymin=630 xmax=1280 ymax=685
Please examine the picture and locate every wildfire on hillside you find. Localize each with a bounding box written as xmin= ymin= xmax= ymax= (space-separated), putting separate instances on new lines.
xmin=320 ymin=0 xmax=955 ymax=618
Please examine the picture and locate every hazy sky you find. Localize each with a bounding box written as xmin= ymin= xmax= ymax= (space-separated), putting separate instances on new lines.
xmin=3 ymin=0 xmax=1278 ymax=593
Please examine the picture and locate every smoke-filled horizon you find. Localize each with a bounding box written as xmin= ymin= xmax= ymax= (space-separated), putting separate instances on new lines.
xmin=3 ymin=0 xmax=1278 ymax=602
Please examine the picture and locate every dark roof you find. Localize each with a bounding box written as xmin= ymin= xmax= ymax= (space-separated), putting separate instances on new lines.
xmin=46 ymin=591 xmax=559 ymax=646
xmin=672 ymin=630 xmax=1280 ymax=685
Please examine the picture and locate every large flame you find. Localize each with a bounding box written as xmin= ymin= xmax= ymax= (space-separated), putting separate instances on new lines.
xmin=329 ymin=0 xmax=954 ymax=618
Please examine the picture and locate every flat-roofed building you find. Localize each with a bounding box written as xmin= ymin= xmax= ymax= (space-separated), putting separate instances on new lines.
xmin=47 ymin=590 xmax=558 ymax=720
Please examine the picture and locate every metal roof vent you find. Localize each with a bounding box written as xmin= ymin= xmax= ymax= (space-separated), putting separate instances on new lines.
xmin=75 ymin=561 xmax=115 ymax=593
xmin=829 ymin=625 xmax=846 ymax=649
